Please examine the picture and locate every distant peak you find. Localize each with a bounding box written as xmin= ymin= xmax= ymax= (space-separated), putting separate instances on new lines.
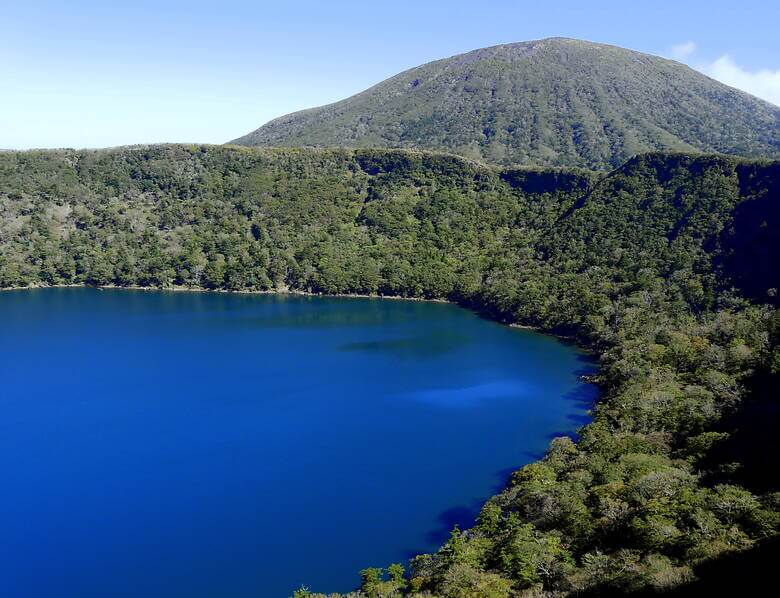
xmin=230 ymin=38 xmax=780 ymax=170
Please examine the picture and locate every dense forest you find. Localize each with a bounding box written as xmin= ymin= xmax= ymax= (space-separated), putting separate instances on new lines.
xmin=1 ymin=145 xmax=778 ymax=596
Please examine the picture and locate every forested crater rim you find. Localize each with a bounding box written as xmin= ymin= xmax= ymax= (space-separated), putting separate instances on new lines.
xmin=1 ymin=144 xmax=778 ymax=596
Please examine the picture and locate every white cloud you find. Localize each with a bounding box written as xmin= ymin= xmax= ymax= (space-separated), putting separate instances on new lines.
xmin=669 ymin=41 xmax=697 ymax=61
xmin=697 ymin=55 xmax=780 ymax=107
xmin=666 ymin=41 xmax=780 ymax=107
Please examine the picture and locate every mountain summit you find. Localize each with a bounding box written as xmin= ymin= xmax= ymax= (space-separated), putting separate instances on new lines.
xmin=231 ymin=38 xmax=780 ymax=169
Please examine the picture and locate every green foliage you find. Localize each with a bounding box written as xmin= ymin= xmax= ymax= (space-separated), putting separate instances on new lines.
xmin=1 ymin=144 xmax=778 ymax=596
xmin=438 ymin=563 xmax=514 ymax=598
xmin=359 ymin=568 xmax=384 ymax=596
xmin=358 ymin=566 xmax=405 ymax=598
xmin=499 ymin=524 xmax=573 ymax=588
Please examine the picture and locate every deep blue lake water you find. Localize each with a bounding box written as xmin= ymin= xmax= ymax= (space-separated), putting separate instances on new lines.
xmin=0 ymin=288 xmax=597 ymax=597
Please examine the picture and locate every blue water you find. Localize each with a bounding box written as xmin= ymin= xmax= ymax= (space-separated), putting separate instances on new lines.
xmin=0 ymin=288 xmax=596 ymax=597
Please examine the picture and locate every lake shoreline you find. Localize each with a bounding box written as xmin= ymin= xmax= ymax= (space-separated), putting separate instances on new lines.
xmin=0 ymin=282 xmax=449 ymax=302
xmin=2 ymin=282 xmax=601 ymax=373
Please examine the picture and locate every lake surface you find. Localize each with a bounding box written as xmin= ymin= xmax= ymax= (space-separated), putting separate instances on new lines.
xmin=0 ymin=288 xmax=596 ymax=597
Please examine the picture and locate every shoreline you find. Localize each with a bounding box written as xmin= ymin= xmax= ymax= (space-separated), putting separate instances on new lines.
xmin=0 ymin=282 xmax=449 ymax=302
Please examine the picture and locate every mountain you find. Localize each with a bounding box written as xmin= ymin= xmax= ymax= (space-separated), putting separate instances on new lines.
xmin=231 ymin=38 xmax=780 ymax=169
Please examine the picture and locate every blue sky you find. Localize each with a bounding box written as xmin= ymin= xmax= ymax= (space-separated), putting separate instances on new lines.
xmin=2 ymin=0 xmax=779 ymax=149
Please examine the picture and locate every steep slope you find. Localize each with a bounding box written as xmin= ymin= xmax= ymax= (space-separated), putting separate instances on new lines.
xmin=231 ymin=38 xmax=780 ymax=169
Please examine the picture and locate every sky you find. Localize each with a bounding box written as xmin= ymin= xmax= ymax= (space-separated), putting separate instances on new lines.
xmin=2 ymin=0 xmax=779 ymax=149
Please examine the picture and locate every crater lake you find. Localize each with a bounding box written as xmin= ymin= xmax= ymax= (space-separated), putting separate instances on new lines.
xmin=0 ymin=288 xmax=597 ymax=597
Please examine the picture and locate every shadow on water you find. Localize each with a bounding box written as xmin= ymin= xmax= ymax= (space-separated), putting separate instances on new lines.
xmin=402 ymin=501 xmax=486 ymax=561
xmin=401 ymin=458 xmax=559 ymax=561
xmin=401 ymin=359 xmax=601 ymax=562
xmin=425 ymin=505 xmax=483 ymax=545
xmin=556 ymin=369 xmax=600 ymax=435
xmin=521 ymin=449 xmax=548 ymax=460
xmin=338 ymin=330 xmax=472 ymax=358
xmin=566 ymin=413 xmax=593 ymax=426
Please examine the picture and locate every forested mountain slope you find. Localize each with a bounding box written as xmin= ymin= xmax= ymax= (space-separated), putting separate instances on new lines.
xmin=1 ymin=145 xmax=778 ymax=596
xmin=232 ymin=38 xmax=780 ymax=170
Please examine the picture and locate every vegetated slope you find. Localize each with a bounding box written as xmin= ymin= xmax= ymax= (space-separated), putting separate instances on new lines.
xmin=1 ymin=145 xmax=779 ymax=596
xmin=231 ymin=38 xmax=780 ymax=170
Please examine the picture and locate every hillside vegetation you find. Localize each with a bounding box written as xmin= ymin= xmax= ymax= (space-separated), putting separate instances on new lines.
xmin=232 ymin=38 xmax=780 ymax=170
xmin=1 ymin=145 xmax=779 ymax=596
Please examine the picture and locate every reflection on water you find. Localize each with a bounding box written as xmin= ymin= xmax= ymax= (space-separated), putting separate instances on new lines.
xmin=407 ymin=380 xmax=532 ymax=407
